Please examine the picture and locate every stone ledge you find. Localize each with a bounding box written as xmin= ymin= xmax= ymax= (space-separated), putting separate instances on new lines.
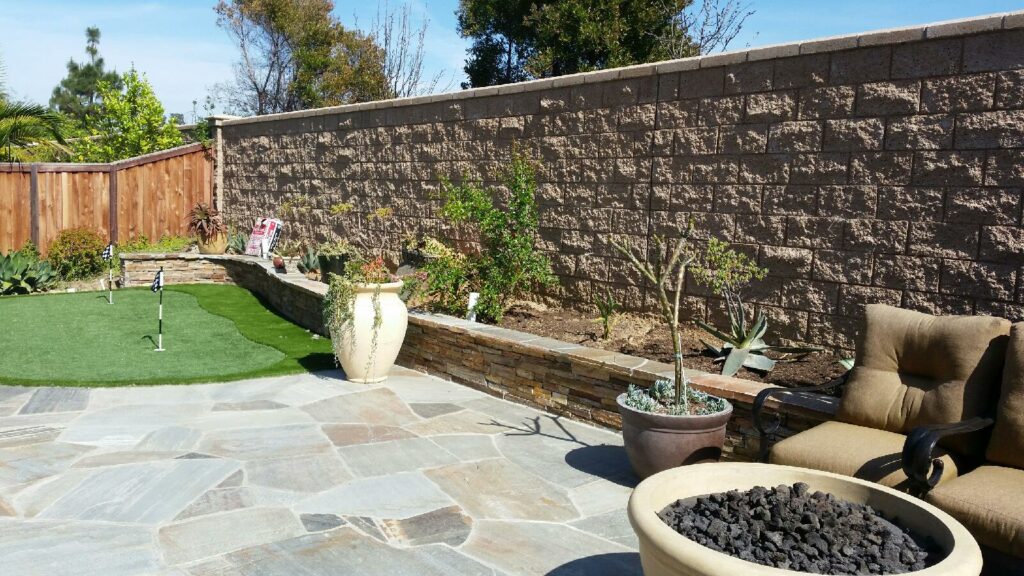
xmin=222 ymin=10 xmax=1024 ymax=128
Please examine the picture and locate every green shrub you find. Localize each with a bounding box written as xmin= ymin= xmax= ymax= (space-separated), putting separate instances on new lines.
xmin=430 ymin=149 xmax=556 ymax=322
xmin=423 ymin=251 xmax=475 ymax=316
xmin=48 ymin=227 xmax=105 ymax=279
xmin=13 ymin=240 xmax=40 ymax=264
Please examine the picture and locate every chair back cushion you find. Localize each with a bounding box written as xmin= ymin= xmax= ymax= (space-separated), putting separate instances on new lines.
xmin=987 ymin=323 xmax=1024 ymax=468
xmin=837 ymin=304 xmax=1010 ymax=457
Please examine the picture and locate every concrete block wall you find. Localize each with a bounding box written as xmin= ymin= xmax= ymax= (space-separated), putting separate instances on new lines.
xmin=219 ymin=11 xmax=1024 ymax=350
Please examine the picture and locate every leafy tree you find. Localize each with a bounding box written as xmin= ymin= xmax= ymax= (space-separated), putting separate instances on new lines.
xmin=49 ymin=27 xmax=122 ymax=126
xmin=74 ymin=70 xmax=183 ymax=162
xmin=457 ymin=0 xmax=752 ymax=87
xmin=456 ymin=0 xmax=539 ymax=88
xmin=0 ymin=101 xmax=69 ymax=162
xmin=214 ymin=0 xmax=390 ymax=115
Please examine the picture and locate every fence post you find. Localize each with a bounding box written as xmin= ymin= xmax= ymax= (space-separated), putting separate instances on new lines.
xmin=29 ymin=164 xmax=39 ymax=247
xmin=108 ymin=165 xmax=118 ymax=242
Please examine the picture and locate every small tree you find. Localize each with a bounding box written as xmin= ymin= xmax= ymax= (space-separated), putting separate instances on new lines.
xmin=74 ymin=70 xmax=183 ymax=162
xmin=432 ymin=149 xmax=555 ymax=323
xmin=50 ymin=27 xmax=123 ymax=127
xmin=611 ymin=230 xmax=694 ymax=411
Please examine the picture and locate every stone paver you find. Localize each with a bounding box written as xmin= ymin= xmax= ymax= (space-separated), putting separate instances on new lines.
xmin=0 ymin=370 xmax=640 ymax=575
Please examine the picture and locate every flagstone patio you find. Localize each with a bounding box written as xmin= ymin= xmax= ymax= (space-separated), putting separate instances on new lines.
xmin=0 ymin=367 xmax=641 ymax=575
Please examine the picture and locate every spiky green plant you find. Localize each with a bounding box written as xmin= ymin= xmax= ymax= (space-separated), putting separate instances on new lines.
xmin=226 ymin=229 xmax=247 ymax=254
xmin=297 ymin=247 xmax=320 ymax=275
xmin=0 ymin=252 xmax=57 ymax=295
xmin=692 ymin=238 xmax=821 ymax=377
xmin=593 ymin=289 xmax=620 ymax=340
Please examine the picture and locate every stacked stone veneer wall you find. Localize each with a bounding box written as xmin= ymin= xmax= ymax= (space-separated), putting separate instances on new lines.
xmin=121 ymin=253 xmax=835 ymax=460
xmin=218 ymin=13 xmax=1024 ymax=351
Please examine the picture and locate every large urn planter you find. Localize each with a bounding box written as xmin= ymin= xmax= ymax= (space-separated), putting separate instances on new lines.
xmin=197 ymin=233 xmax=227 ymax=255
xmin=617 ymin=394 xmax=732 ymax=479
xmin=628 ymin=462 xmax=983 ymax=576
xmin=331 ymin=281 xmax=408 ymax=383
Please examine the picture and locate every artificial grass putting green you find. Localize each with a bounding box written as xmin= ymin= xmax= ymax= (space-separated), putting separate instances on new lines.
xmin=0 ymin=284 xmax=334 ymax=386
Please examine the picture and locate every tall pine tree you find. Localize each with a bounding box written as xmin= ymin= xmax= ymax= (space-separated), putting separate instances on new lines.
xmin=50 ymin=27 xmax=122 ymax=126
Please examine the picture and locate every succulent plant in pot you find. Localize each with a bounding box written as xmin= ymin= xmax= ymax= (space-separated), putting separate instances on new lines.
xmin=187 ymin=202 xmax=227 ymax=254
xmin=317 ymin=239 xmax=357 ymax=283
xmin=611 ymin=227 xmax=732 ymax=480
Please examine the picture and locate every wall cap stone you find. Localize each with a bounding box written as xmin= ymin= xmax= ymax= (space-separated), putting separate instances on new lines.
xmin=221 ymin=9 xmax=1024 ymax=128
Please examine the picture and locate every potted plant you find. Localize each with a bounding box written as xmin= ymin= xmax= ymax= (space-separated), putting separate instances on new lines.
xmin=323 ymin=255 xmax=407 ymax=383
xmin=187 ymin=202 xmax=227 ymax=254
xmin=612 ymin=228 xmax=732 ymax=479
xmin=317 ymin=239 xmax=356 ymax=283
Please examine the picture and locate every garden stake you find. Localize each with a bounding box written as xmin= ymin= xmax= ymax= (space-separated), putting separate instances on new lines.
xmin=101 ymin=242 xmax=114 ymax=304
xmin=151 ymin=267 xmax=165 ymax=351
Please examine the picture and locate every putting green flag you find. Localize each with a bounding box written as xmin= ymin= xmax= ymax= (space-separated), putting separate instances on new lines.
xmin=153 ymin=267 xmax=165 ymax=352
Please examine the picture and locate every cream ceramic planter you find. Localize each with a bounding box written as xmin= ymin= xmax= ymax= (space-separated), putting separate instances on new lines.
xmin=332 ymin=281 xmax=408 ymax=383
xmin=628 ymin=462 xmax=982 ymax=576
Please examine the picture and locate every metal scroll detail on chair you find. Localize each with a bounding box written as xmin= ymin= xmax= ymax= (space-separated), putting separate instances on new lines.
xmin=901 ymin=417 xmax=995 ymax=497
xmin=752 ymin=378 xmax=847 ymax=463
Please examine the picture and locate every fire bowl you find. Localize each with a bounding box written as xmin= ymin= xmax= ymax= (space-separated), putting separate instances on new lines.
xmin=627 ymin=462 xmax=982 ymax=576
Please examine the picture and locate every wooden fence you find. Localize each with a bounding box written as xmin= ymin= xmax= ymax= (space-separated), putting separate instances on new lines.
xmin=0 ymin=143 xmax=213 ymax=255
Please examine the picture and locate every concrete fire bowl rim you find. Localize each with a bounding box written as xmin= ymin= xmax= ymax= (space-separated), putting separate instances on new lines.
xmin=627 ymin=462 xmax=983 ymax=576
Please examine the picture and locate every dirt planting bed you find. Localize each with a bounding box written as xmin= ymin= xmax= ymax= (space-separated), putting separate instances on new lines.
xmin=498 ymin=302 xmax=847 ymax=390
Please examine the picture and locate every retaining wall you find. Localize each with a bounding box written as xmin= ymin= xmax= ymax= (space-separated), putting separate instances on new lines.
xmin=120 ymin=253 xmax=835 ymax=460
xmin=218 ymin=12 xmax=1024 ymax=351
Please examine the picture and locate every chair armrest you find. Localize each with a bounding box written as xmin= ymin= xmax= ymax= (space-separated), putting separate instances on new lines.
xmin=902 ymin=417 xmax=994 ymax=496
xmin=752 ymin=375 xmax=847 ymax=463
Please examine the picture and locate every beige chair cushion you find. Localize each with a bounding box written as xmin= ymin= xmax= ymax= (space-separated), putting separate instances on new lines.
xmin=837 ymin=304 xmax=1010 ymax=457
xmin=988 ymin=323 xmax=1024 ymax=468
xmin=770 ymin=421 xmax=962 ymax=491
xmin=927 ymin=466 xmax=1024 ymax=558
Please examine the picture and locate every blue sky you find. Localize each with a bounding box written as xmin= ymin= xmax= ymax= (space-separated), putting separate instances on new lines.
xmin=2 ymin=0 xmax=1023 ymax=117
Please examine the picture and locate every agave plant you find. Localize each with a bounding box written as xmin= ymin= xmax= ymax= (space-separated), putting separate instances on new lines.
xmin=226 ymin=229 xmax=247 ymax=254
xmin=696 ymin=294 xmax=823 ymax=377
xmin=0 ymin=252 xmax=57 ymax=295
xmin=297 ymin=247 xmax=320 ymax=275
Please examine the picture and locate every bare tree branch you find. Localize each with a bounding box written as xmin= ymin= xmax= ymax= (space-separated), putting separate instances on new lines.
xmin=661 ymin=0 xmax=756 ymax=59
xmin=365 ymin=1 xmax=453 ymax=98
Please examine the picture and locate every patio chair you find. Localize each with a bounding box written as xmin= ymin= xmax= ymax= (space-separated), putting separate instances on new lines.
xmin=753 ymin=304 xmax=1010 ymax=493
xmin=909 ymin=322 xmax=1024 ymax=573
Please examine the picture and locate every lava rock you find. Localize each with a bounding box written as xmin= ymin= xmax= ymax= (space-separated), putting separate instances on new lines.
xmin=658 ymin=483 xmax=940 ymax=575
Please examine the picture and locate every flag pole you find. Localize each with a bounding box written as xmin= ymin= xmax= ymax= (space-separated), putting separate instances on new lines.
xmin=107 ymin=258 xmax=113 ymax=305
xmin=155 ymin=266 xmax=165 ymax=352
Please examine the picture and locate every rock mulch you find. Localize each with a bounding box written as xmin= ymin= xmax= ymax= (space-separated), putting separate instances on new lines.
xmin=658 ymin=482 xmax=940 ymax=574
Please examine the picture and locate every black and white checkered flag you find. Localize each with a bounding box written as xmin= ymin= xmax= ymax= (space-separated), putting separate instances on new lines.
xmin=101 ymin=243 xmax=113 ymax=261
xmin=151 ymin=269 xmax=164 ymax=292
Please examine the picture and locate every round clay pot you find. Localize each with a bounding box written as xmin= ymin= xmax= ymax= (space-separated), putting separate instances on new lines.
xmin=318 ymin=254 xmax=350 ymax=283
xmin=617 ymin=394 xmax=732 ymax=480
xmin=628 ymin=462 xmax=983 ymax=576
xmin=197 ymin=233 xmax=227 ymax=255
xmin=331 ymin=281 xmax=408 ymax=384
